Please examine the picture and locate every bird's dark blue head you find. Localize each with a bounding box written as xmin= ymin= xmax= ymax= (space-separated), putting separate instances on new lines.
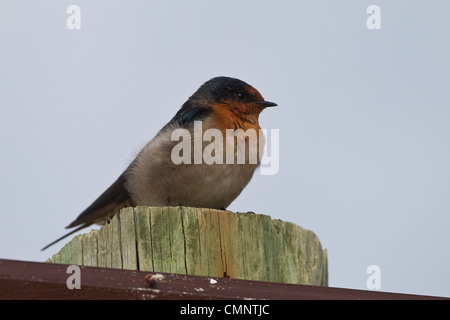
xmin=172 ymin=76 xmax=276 ymax=128
xmin=189 ymin=76 xmax=277 ymax=108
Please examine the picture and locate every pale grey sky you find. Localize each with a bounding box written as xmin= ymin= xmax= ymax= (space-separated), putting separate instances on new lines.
xmin=1 ymin=1 xmax=449 ymax=297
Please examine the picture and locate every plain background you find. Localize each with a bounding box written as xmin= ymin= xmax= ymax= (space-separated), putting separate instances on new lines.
xmin=1 ymin=1 xmax=449 ymax=297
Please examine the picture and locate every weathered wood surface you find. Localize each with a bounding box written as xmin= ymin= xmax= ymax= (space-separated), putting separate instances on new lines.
xmin=49 ymin=206 xmax=328 ymax=286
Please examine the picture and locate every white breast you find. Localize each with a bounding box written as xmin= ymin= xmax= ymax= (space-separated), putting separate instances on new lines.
xmin=125 ymin=122 xmax=263 ymax=209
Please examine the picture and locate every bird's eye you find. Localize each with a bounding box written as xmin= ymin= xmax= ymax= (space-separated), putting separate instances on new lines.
xmin=236 ymin=92 xmax=244 ymax=100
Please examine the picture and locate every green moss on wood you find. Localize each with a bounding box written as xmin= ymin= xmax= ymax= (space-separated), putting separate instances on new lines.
xmin=49 ymin=206 xmax=328 ymax=286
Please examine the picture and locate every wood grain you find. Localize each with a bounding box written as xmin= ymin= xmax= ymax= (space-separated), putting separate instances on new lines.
xmin=48 ymin=206 xmax=328 ymax=286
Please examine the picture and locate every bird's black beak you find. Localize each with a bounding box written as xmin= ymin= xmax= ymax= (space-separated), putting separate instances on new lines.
xmin=257 ymin=100 xmax=277 ymax=108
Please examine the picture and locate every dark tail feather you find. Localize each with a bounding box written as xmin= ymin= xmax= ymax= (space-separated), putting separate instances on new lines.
xmin=41 ymin=223 xmax=91 ymax=251
xmin=42 ymin=173 xmax=131 ymax=251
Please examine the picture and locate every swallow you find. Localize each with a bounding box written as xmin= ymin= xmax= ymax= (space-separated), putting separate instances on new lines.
xmin=42 ymin=76 xmax=276 ymax=250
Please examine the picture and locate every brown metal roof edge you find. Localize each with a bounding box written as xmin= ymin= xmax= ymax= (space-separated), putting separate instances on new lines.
xmin=0 ymin=259 xmax=447 ymax=300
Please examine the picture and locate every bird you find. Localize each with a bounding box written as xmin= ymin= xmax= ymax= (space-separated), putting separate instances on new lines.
xmin=42 ymin=76 xmax=276 ymax=250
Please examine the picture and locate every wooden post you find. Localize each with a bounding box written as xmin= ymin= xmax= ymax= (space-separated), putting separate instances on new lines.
xmin=48 ymin=206 xmax=328 ymax=286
